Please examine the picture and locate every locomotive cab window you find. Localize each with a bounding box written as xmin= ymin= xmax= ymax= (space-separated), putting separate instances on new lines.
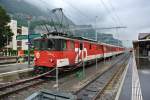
xmin=47 ymin=39 xmax=54 ymax=50
xmin=33 ymin=39 xmax=69 ymax=51
xmin=34 ymin=39 xmax=54 ymax=50
xmin=62 ymin=39 xmax=67 ymax=50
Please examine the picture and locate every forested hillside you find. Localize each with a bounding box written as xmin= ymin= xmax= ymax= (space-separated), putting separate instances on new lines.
xmin=0 ymin=0 xmax=75 ymax=30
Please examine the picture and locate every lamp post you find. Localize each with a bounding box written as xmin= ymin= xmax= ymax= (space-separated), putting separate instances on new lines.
xmin=82 ymin=43 xmax=85 ymax=78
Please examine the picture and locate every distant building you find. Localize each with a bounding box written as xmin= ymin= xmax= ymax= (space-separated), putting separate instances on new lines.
xmin=97 ymin=33 xmax=123 ymax=46
xmin=133 ymin=33 xmax=150 ymax=68
xmin=73 ymin=25 xmax=123 ymax=46
xmin=8 ymin=20 xmax=29 ymax=50
xmin=133 ymin=33 xmax=150 ymax=69
xmin=72 ymin=25 xmax=95 ymax=39
xmin=17 ymin=26 xmax=28 ymax=50
xmin=8 ymin=20 xmax=17 ymax=50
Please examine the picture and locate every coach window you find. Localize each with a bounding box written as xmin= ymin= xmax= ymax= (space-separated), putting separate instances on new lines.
xmin=99 ymin=45 xmax=102 ymax=51
xmin=70 ymin=41 xmax=75 ymax=49
xmin=89 ymin=44 xmax=92 ymax=49
xmin=80 ymin=43 xmax=83 ymax=50
xmin=96 ymin=45 xmax=98 ymax=50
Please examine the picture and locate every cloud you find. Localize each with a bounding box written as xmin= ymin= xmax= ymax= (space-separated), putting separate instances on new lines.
xmin=25 ymin=0 xmax=150 ymax=42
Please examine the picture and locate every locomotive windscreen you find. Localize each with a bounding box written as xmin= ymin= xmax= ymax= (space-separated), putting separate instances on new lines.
xmin=33 ymin=39 xmax=66 ymax=51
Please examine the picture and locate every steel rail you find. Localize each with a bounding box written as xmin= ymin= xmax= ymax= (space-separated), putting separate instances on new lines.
xmin=0 ymin=68 xmax=56 ymax=90
xmin=92 ymin=55 xmax=129 ymax=100
xmin=0 ymin=68 xmax=56 ymax=98
xmin=0 ymin=79 xmax=44 ymax=98
xmin=74 ymin=53 xmax=130 ymax=100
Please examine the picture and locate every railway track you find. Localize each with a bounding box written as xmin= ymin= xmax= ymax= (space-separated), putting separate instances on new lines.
xmin=74 ymin=53 xmax=130 ymax=100
xmin=0 ymin=53 xmax=129 ymax=99
xmin=0 ymin=68 xmax=56 ymax=98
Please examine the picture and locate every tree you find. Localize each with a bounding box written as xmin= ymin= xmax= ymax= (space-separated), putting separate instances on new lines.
xmin=0 ymin=6 xmax=13 ymax=48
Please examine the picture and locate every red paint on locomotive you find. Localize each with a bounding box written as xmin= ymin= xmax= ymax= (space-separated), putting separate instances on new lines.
xmin=33 ymin=36 xmax=125 ymax=72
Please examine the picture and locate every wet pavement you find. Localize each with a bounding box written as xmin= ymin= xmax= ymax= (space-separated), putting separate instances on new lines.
xmin=119 ymin=58 xmax=132 ymax=100
xmin=138 ymin=58 xmax=150 ymax=100
xmin=118 ymin=56 xmax=150 ymax=100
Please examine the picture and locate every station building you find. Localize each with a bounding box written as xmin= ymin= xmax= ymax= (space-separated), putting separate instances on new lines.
xmin=133 ymin=33 xmax=150 ymax=68
xmin=8 ymin=20 xmax=29 ymax=50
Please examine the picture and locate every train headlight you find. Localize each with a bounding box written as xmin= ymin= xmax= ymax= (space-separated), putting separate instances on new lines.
xmin=34 ymin=58 xmax=37 ymax=61
xmin=35 ymin=52 xmax=40 ymax=58
xmin=49 ymin=58 xmax=54 ymax=63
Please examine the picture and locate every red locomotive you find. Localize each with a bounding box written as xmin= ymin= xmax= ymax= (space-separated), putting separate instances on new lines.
xmin=33 ymin=32 xmax=125 ymax=72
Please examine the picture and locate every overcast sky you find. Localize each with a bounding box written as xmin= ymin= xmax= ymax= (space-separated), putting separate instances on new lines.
xmin=25 ymin=0 xmax=150 ymax=46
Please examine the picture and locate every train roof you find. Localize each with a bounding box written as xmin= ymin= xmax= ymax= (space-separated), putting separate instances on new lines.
xmin=34 ymin=32 xmax=124 ymax=48
xmin=38 ymin=35 xmax=98 ymax=43
xmin=51 ymin=36 xmax=124 ymax=48
xmin=100 ymin=42 xmax=124 ymax=48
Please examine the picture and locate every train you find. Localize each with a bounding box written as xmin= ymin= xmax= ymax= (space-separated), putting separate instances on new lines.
xmin=33 ymin=32 xmax=125 ymax=73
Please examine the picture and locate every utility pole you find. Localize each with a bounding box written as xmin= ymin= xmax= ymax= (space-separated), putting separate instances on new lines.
xmin=95 ymin=16 xmax=98 ymax=71
xmin=56 ymin=66 xmax=59 ymax=91
xmin=116 ymin=28 xmax=119 ymax=55
xmin=82 ymin=43 xmax=85 ymax=78
xmin=27 ymin=16 xmax=32 ymax=67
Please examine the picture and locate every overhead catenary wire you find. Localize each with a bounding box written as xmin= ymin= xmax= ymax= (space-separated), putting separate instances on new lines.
xmin=39 ymin=0 xmax=94 ymax=33
xmin=39 ymin=0 xmax=76 ymax=33
xmin=69 ymin=26 xmax=127 ymax=31
xmin=97 ymin=0 xmax=119 ymax=26
xmin=97 ymin=0 xmax=127 ymax=44
xmin=106 ymin=0 xmax=124 ymax=26
xmin=61 ymin=0 xmax=95 ymax=24
xmin=38 ymin=0 xmax=59 ymax=32
xmin=63 ymin=9 xmax=87 ymax=25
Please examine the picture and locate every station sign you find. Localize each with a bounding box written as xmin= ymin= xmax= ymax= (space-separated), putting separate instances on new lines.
xmin=16 ymin=33 xmax=41 ymax=40
xmin=16 ymin=35 xmax=28 ymax=40
xmin=29 ymin=34 xmax=41 ymax=39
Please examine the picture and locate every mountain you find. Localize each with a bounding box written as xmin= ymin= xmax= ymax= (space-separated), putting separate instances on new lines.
xmin=0 ymin=0 xmax=47 ymax=17
xmin=0 ymin=0 xmax=75 ymax=31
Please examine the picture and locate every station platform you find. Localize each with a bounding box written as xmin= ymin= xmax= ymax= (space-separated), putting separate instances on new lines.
xmin=0 ymin=63 xmax=33 ymax=83
xmin=0 ymin=63 xmax=33 ymax=74
xmin=116 ymin=53 xmax=149 ymax=100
